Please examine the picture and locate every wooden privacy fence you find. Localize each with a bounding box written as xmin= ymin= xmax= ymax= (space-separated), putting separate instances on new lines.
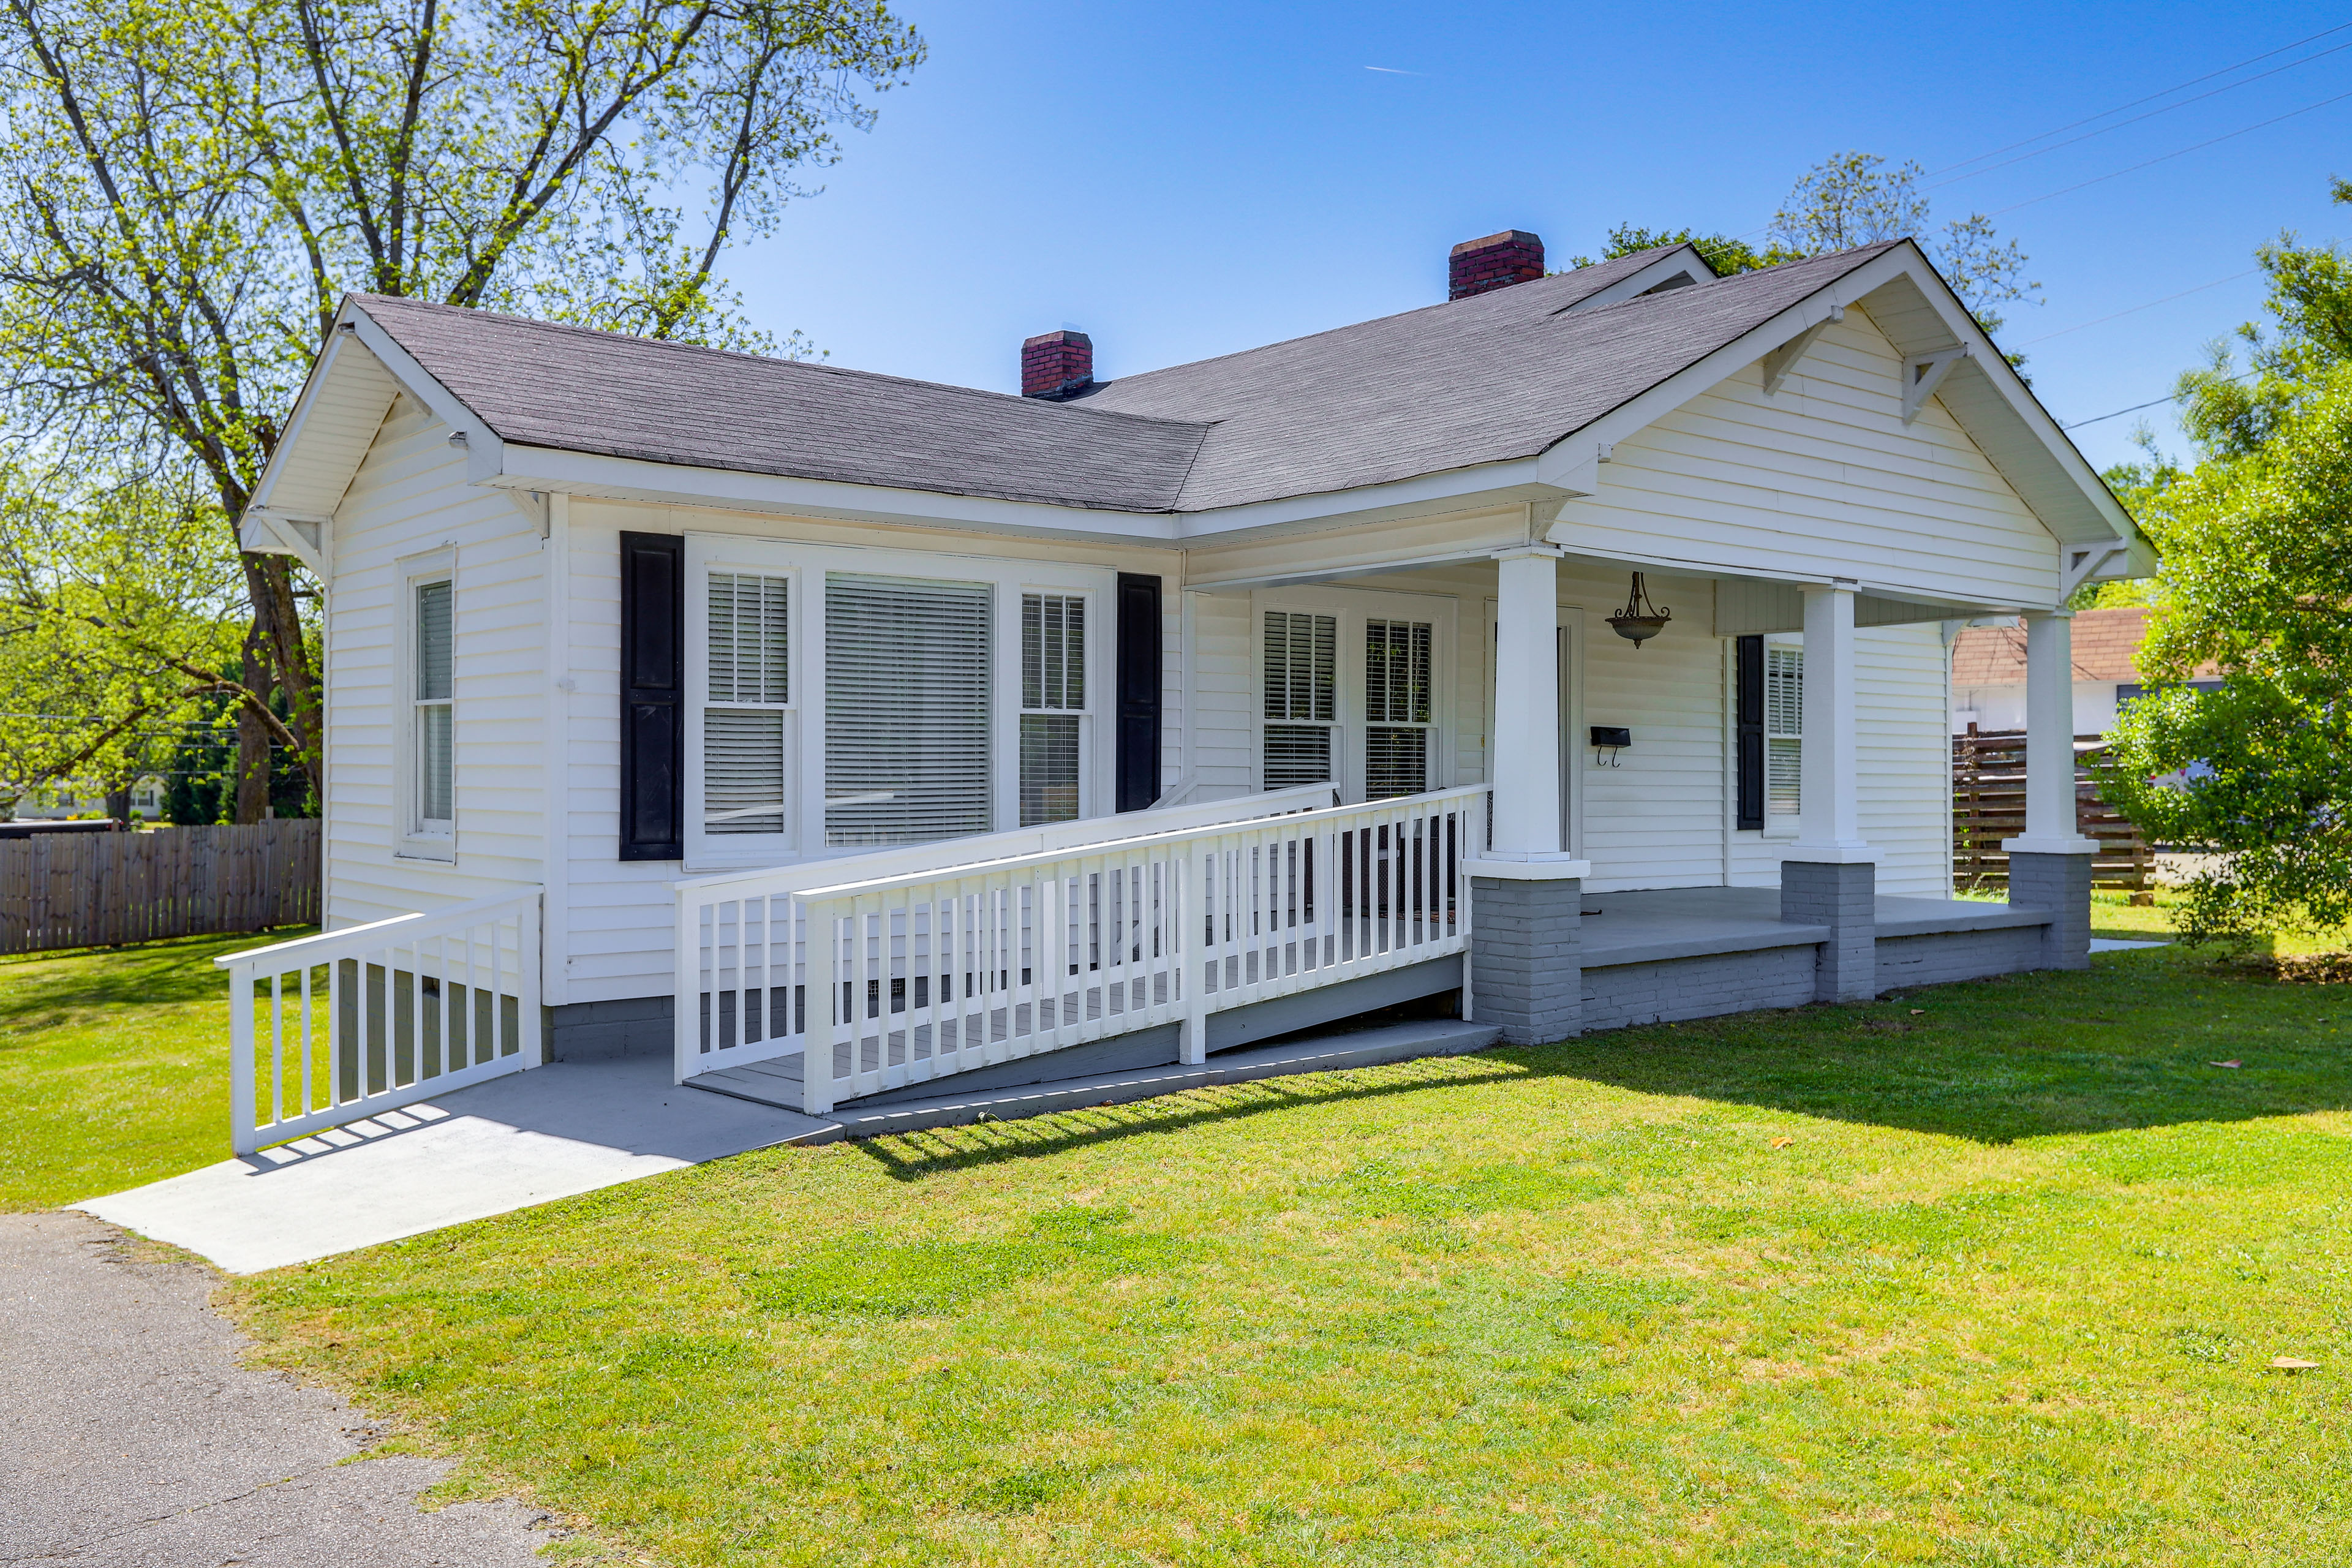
xmin=0 ymin=819 xmax=321 ymax=954
xmin=1953 ymin=728 xmax=2154 ymax=892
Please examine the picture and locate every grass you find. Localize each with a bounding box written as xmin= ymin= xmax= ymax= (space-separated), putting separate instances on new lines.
xmin=209 ymin=903 xmax=2352 ymax=1568
xmin=0 ymin=925 xmax=313 ymax=1208
xmin=15 ymin=900 xmax=2352 ymax=1562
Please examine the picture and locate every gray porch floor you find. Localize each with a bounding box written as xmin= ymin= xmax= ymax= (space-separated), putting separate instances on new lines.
xmin=1577 ymin=885 xmax=2048 ymax=968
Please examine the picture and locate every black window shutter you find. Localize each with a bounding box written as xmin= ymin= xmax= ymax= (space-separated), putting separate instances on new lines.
xmin=619 ymin=532 xmax=684 ymax=860
xmin=1114 ymin=572 xmax=1163 ymax=812
xmin=1735 ymin=634 xmax=1764 ymax=831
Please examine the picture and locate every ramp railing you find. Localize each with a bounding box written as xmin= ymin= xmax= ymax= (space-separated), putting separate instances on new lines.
xmin=219 ymin=889 xmax=542 ymax=1154
xmin=676 ymin=788 xmax=1482 ymax=1115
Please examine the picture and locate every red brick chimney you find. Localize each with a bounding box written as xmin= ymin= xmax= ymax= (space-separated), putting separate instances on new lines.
xmin=1449 ymin=231 xmax=1545 ymax=300
xmin=1022 ymin=330 xmax=1093 ymax=399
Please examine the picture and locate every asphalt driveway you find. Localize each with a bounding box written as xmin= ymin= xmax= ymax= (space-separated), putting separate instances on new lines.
xmin=0 ymin=1212 xmax=562 ymax=1566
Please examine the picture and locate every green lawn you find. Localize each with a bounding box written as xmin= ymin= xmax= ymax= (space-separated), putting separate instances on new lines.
xmin=208 ymin=905 xmax=2350 ymax=1568
xmin=0 ymin=926 xmax=313 ymax=1208
xmin=14 ymin=903 xmax=2352 ymax=1564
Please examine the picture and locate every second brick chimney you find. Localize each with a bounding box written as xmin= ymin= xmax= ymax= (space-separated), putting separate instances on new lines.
xmin=1022 ymin=330 xmax=1093 ymax=399
xmin=1449 ymin=231 xmax=1545 ymax=300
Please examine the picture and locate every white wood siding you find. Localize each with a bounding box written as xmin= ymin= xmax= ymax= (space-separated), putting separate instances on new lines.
xmin=1553 ymin=306 xmax=2058 ymax=607
xmin=555 ymin=501 xmax=1181 ymax=1005
xmin=323 ymin=396 xmax=548 ymax=930
xmin=1856 ymin=624 xmax=1953 ymax=898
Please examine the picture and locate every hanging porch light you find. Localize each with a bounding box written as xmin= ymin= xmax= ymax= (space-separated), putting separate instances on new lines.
xmin=1607 ymin=572 xmax=1672 ymax=647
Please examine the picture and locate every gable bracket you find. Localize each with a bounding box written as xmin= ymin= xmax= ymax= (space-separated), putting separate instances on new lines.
xmin=1902 ymin=345 xmax=1969 ymax=424
xmin=2059 ymin=540 xmax=2132 ymax=599
xmin=1760 ymin=304 xmax=1845 ymax=396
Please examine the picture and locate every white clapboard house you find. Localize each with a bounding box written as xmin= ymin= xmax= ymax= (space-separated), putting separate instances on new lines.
xmin=222 ymin=230 xmax=2149 ymax=1152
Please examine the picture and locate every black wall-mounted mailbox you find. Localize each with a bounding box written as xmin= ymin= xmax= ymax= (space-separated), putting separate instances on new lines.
xmin=1589 ymin=726 xmax=1632 ymax=748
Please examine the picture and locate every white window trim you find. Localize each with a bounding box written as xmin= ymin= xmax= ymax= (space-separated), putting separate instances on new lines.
xmin=394 ymin=546 xmax=458 ymax=863
xmin=1252 ymin=584 xmax=1457 ymax=805
xmin=1761 ymin=633 xmax=1804 ymax=841
xmin=680 ymin=533 xmax=1112 ymax=872
xmin=1017 ymin=589 xmax=1091 ymax=828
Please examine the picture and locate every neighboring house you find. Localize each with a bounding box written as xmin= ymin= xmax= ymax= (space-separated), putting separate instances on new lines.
xmin=10 ymin=777 xmax=165 ymax=821
xmin=1951 ymin=605 xmax=2217 ymax=736
xmin=223 ymin=230 xmax=2149 ymax=1150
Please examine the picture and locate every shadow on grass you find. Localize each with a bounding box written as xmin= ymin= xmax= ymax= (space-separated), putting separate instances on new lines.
xmin=0 ymin=927 xmax=315 ymax=1033
xmin=854 ymin=948 xmax=2352 ymax=1177
xmin=853 ymin=1054 xmax=1531 ymax=1181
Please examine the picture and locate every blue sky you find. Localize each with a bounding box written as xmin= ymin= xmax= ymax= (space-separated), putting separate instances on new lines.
xmin=729 ymin=1 xmax=2352 ymax=475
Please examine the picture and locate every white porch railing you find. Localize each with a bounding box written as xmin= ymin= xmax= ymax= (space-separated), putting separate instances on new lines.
xmin=219 ymin=889 xmax=543 ymax=1155
xmin=675 ymin=786 xmax=1483 ymax=1115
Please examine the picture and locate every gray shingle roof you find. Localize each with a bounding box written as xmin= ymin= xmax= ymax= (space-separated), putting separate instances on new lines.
xmin=356 ymin=296 xmax=1209 ymax=512
xmin=1085 ymin=243 xmax=1898 ymax=510
xmin=358 ymin=241 xmax=1897 ymax=516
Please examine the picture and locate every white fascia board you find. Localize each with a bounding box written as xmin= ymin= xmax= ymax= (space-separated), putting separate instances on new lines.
xmin=339 ymin=304 xmax=505 ymax=484
xmin=244 ymin=330 xmax=350 ymax=523
xmin=1860 ymin=244 xmax=2139 ymax=548
xmin=1536 ymin=242 xmax=2139 ymax=557
xmin=1172 ymin=459 xmax=1572 ymax=541
xmin=1558 ymin=245 xmax=1719 ymax=313
xmin=241 ymin=297 xmax=502 ymax=552
xmin=490 ymin=443 xmax=1572 ymax=551
xmin=1550 ymin=535 xmax=2021 ymax=615
xmin=489 ymin=444 xmax=1180 ymax=544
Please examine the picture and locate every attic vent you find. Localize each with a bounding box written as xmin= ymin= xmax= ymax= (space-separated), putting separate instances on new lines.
xmin=1638 ymin=272 xmax=1698 ymax=295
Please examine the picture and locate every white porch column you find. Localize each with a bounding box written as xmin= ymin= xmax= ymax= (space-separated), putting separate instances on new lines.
xmin=2004 ymin=609 xmax=2099 ymax=853
xmin=1468 ymin=544 xmax=1586 ymax=1047
xmin=2002 ymin=608 xmax=2098 ymax=969
xmin=1490 ymin=547 xmax=1562 ymax=856
xmin=1782 ymin=580 xmax=1876 ymax=1003
xmin=1792 ymin=582 xmax=1874 ymax=859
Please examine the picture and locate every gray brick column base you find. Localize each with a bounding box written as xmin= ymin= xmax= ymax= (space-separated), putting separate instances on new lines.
xmin=1781 ymin=859 xmax=1877 ymax=1003
xmin=1469 ymin=876 xmax=1583 ymax=1046
xmin=2007 ymin=851 xmax=2093 ymax=970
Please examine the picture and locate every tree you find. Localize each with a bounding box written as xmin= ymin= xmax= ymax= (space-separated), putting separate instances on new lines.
xmin=2098 ymin=364 xmax=2352 ymax=946
xmin=0 ymin=466 xmax=273 ymax=815
xmin=2097 ymin=188 xmax=2352 ymax=946
xmin=0 ymin=0 xmax=923 ymax=815
xmin=2174 ymin=181 xmax=2352 ymax=461
xmin=1564 ymin=224 xmax=1799 ymax=276
xmin=1582 ymin=151 xmax=2040 ymax=340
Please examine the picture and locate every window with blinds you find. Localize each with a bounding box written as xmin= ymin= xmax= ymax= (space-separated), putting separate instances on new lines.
xmin=704 ymin=572 xmax=791 ymax=835
xmin=1263 ymin=610 xmax=1337 ymax=790
xmin=1364 ymin=617 xmax=1432 ymax=799
xmin=1020 ymin=592 xmax=1085 ymax=826
xmin=413 ymin=578 xmax=453 ymax=829
xmin=1765 ymin=646 xmax=1803 ymax=818
xmin=826 ymin=573 xmax=993 ymax=846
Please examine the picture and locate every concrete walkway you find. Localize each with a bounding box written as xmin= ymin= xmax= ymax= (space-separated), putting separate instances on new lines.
xmin=0 ymin=1212 xmax=560 ymax=1566
xmin=79 ymin=1054 xmax=829 ymax=1274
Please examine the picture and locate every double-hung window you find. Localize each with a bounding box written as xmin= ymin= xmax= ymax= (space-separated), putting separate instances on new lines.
xmin=1765 ymin=644 xmax=1804 ymax=823
xmin=703 ymin=571 xmax=794 ymax=838
xmin=1020 ymin=592 xmax=1086 ymax=825
xmin=406 ymin=568 xmax=456 ymax=853
xmin=1262 ymin=610 xmax=1338 ymax=790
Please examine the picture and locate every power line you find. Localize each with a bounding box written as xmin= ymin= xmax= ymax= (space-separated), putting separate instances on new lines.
xmin=1985 ymin=86 xmax=2352 ymax=219
xmin=2012 ymin=268 xmax=2263 ymax=347
xmin=1924 ymin=20 xmax=2352 ymax=180
xmin=1923 ymin=38 xmax=2352 ymax=194
xmin=2061 ymin=367 xmax=2260 ymax=430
